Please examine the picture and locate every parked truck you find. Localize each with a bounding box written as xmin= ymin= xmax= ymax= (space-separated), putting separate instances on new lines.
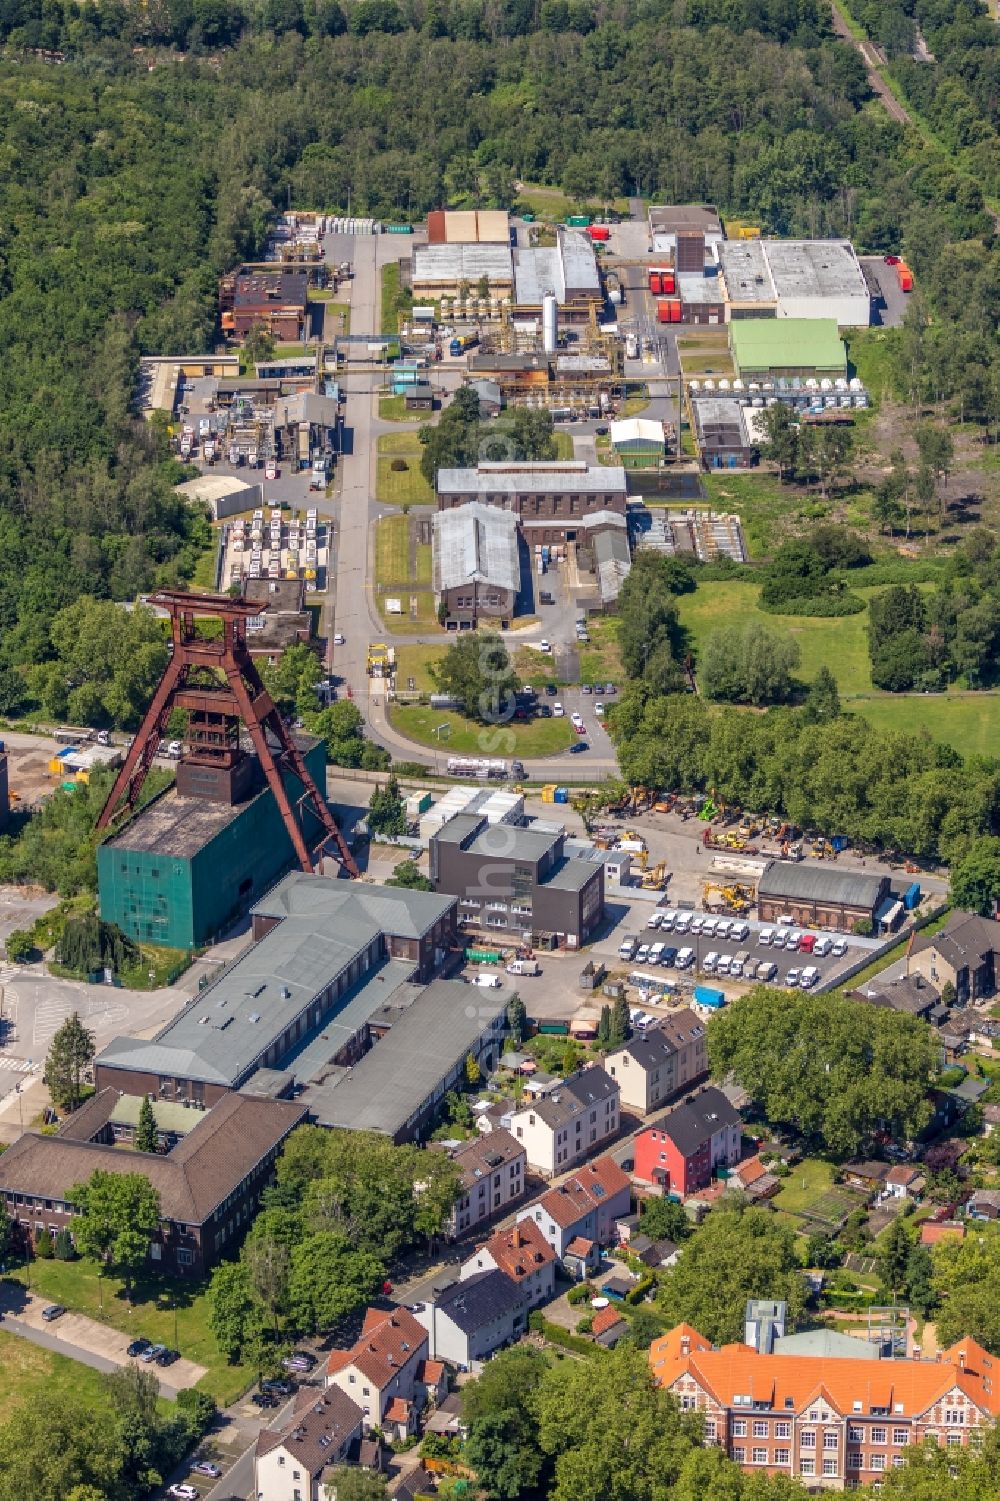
xmin=449 ymin=333 xmax=479 ymax=357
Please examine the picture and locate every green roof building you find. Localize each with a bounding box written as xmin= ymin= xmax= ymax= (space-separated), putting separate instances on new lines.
xmin=97 ymin=737 xmax=328 ymax=951
xmin=730 ymin=318 xmax=846 ymax=379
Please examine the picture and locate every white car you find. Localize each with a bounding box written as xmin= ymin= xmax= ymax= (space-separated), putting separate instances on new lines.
xmin=167 ymin=741 xmax=183 ymax=758
xmin=785 ymin=930 xmax=804 ymax=950
xmin=570 ymin=711 xmax=583 ymax=727
xmin=472 ymin=973 xmax=502 ymax=989
xmin=265 ymin=461 xmax=278 ymax=480
xmin=635 ymin=945 xmax=651 ymax=964
xmin=646 ymin=912 xmax=663 ymax=930
xmin=552 ymin=703 xmax=565 ymax=717
xmin=785 ymin=968 xmax=801 ymax=987
xmin=832 ymin=938 xmax=848 ymax=957
xmin=168 ymin=1489 xmax=200 ymax=1501
xmin=333 ymin=632 xmax=345 ymax=645
xmin=538 ymin=640 xmax=552 ymax=653
xmin=659 ymin=911 xmax=676 ymax=932
xmin=595 ymin=702 xmax=605 ymax=717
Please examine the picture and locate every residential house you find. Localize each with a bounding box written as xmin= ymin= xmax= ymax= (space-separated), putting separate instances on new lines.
xmin=507 ymin=1065 xmax=620 ymax=1175
xmin=460 ymin=1218 xmax=557 ymax=1309
xmin=841 ymin=1161 xmax=890 ymax=1197
xmin=325 ymin=1308 xmax=428 ymax=1434
xmin=254 ymin=1387 xmax=364 ymax=1501
xmin=591 ymin=1304 xmax=628 ymax=1347
xmin=650 ymin=1323 xmax=1000 ymax=1487
xmin=728 ymin=1157 xmax=780 ymax=1202
xmin=909 ymin=911 xmax=1000 ymax=1004
xmin=441 ymin=1129 xmax=526 ymax=1239
xmin=603 ymin=1009 xmax=708 ymax=1115
xmin=984 ymin=1103 xmax=1000 ymax=1135
xmin=966 ymin=1189 xmax=1000 ymax=1221
xmin=920 ymin=1220 xmax=966 ymax=1247
xmin=883 ymin=1165 xmax=925 ymax=1200
xmin=413 ymin=1269 xmax=529 ymax=1369
xmin=633 ymin=1086 xmax=742 ymax=1198
xmin=517 ymin=1155 xmax=632 ymax=1265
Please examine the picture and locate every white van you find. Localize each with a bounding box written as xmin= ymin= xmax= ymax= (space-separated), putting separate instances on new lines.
xmin=472 ymin=973 xmax=502 ymax=989
xmin=813 ymin=935 xmax=832 ymax=957
xmin=730 ymin=920 xmax=750 ymax=942
xmin=646 ymin=912 xmax=663 ymax=930
xmin=649 ymin=942 xmax=665 ymax=965
xmin=675 ymin=947 xmax=695 ymax=969
xmin=714 ymin=919 xmax=731 ymax=941
xmin=800 ymin=966 xmax=820 ymax=989
xmin=674 ymin=912 xmax=692 ymax=935
xmin=659 ymin=911 xmax=677 ymax=932
xmin=757 ymin=960 xmax=777 ymax=982
xmin=703 ymin=951 xmax=720 ymax=974
xmin=701 ymin=917 xmax=717 ymax=939
xmin=758 ymin=927 xmax=774 ymax=947
xmin=618 ymin=937 xmax=638 ymax=961
xmin=717 ymin=955 xmax=732 ymax=976
xmin=506 ymin=959 xmax=539 ymax=976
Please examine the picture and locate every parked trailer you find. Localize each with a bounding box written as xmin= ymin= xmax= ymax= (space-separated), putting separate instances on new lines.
xmin=897 ymin=261 xmax=914 ymax=292
xmin=447 ymin=756 xmax=525 ymax=780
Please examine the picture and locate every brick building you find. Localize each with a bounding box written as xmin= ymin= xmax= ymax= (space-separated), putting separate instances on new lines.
xmin=0 ymin=1090 xmax=306 ymax=1276
xmin=634 ymin=1085 xmax=742 ymax=1197
xmin=756 ymin=862 xmax=889 ymax=933
xmin=650 ymin=1323 xmax=1000 ymax=1489
xmin=436 ymin=462 xmax=627 ymax=546
xmin=230 ymin=268 xmax=309 ymax=341
xmin=431 ymin=502 xmax=521 ymax=630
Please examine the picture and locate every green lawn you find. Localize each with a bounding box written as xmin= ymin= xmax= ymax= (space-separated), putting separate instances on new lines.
xmin=515 ymin=183 xmax=629 ymax=220
xmin=379 ymin=395 xmax=416 ymax=421
xmin=0 ymin=1323 xmax=115 ymax=1424
xmin=190 ymin=531 xmax=221 ymax=590
xmin=379 ymin=591 xmax=438 ymax=634
xmin=393 ymin=643 xmax=445 ymax=693
xmin=375 ymin=514 xmax=411 ymax=586
xmin=552 ymin=431 xmax=575 ymax=459
xmin=19 ymin=1260 xmax=251 ymax=1406
xmin=578 ymin=617 xmax=624 ymax=686
xmin=380 ymin=261 xmax=411 ymax=332
xmin=376 ymin=457 xmax=434 ymax=507
xmin=389 ymin=703 xmax=576 ymax=757
xmin=772 ymin=1158 xmax=837 ymax=1216
xmin=676 ymin=579 xmax=1000 ymax=754
xmin=378 ymin=431 xmax=423 ymax=456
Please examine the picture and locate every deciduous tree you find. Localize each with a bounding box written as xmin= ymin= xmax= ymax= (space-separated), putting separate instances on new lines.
xmin=68 ymin=1171 xmax=162 ymax=1295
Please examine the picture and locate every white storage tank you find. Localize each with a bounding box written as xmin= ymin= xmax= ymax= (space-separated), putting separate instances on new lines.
xmin=542 ymin=293 xmax=558 ymax=354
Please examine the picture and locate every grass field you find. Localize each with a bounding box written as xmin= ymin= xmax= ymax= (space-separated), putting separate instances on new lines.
xmin=380 ymin=592 xmax=438 ymax=634
xmin=379 ymin=395 xmax=417 ymax=421
xmin=772 ymin=1159 xmax=866 ymax=1232
xmin=514 ymin=646 xmax=563 ymax=689
xmin=0 ymin=1323 xmax=114 ymax=1424
xmin=676 ymin=580 xmax=1000 ymax=754
xmin=374 ymin=515 xmax=434 ymax=631
xmin=18 ymin=1260 xmax=251 ymax=1405
xmin=515 ymin=182 xmax=629 ymax=220
xmin=578 ymin=617 xmax=623 ymax=686
xmin=552 ymin=431 xmax=575 ymax=459
xmin=393 ymin=643 xmax=445 ymax=693
xmin=375 ymin=514 xmax=411 ymax=585
xmin=700 ymin=472 xmax=828 ymax=556
xmin=389 ymin=703 xmax=576 ymax=757
xmin=376 ymin=432 xmax=434 ymax=506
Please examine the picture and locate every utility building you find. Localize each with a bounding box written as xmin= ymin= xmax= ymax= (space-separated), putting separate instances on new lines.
xmin=436 ymin=462 xmax=627 ymax=546
xmin=432 ymin=502 xmax=521 ymax=629
xmin=720 ymin=240 xmax=870 ymax=327
xmin=730 ymin=319 xmax=847 ymax=380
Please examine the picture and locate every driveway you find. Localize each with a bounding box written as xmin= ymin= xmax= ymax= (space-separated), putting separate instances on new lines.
xmin=1 ymin=1285 xmax=206 ymax=1395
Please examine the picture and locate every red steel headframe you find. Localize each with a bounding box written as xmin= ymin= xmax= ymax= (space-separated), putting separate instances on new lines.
xmin=96 ymin=590 xmax=358 ymax=877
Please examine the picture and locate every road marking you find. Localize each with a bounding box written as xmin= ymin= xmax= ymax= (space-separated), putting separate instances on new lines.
xmin=0 ymin=1055 xmax=36 ymax=1073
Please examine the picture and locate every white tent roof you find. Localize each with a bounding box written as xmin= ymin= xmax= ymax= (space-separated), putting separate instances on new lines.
xmin=609 ymin=418 xmax=664 ymax=447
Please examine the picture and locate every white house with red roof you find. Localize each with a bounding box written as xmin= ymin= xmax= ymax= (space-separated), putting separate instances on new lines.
xmin=459 ymin=1216 xmax=557 ymax=1309
xmin=325 ymin=1307 xmax=429 ymax=1435
xmin=516 ymin=1154 xmax=631 ymax=1264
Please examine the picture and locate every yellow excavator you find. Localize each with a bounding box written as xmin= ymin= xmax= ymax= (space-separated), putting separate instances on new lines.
xmin=701 ymin=880 xmax=754 ymax=915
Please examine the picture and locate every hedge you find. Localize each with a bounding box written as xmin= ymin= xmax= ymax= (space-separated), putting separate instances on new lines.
xmin=624 ymin=1274 xmax=656 ymax=1306
xmin=759 ymin=592 xmax=866 ymax=617
xmin=528 ymin=1311 xmax=603 ymax=1356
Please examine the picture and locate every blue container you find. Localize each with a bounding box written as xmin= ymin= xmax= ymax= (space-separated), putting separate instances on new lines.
xmin=831 ymin=835 xmax=848 ymax=852
xmin=694 ymin=985 xmax=726 ymax=1009
xmin=554 ymin=787 xmax=569 ymax=804
xmin=904 ymin=881 xmax=921 ymax=911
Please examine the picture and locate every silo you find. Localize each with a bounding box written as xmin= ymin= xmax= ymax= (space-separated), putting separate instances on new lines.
xmin=542 ymin=293 xmax=558 ymax=354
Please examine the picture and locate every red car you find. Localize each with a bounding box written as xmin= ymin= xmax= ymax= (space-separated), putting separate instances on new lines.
xmin=575 ymin=722 xmax=587 ymax=735
xmin=799 ymin=933 xmax=816 ymax=953
xmin=884 ymin=254 xmax=900 ymax=266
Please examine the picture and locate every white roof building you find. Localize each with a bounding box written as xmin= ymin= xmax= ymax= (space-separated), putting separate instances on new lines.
xmin=174 ymin=474 xmax=262 ymax=521
xmin=432 ymin=502 xmax=520 ymax=596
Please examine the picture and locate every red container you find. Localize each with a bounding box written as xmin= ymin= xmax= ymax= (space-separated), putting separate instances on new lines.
xmin=657 ymin=300 xmax=671 ymax=323
xmin=650 ymin=272 xmax=662 ymax=295
xmin=897 ymin=261 xmax=913 ymax=292
xmin=666 ymin=299 xmax=681 ymax=323
xmin=660 ymin=272 xmax=676 ymax=294
xmin=588 ymin=225 xmax=610 ymax=242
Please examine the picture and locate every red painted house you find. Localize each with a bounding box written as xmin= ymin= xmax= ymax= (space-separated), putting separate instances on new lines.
xmin=634 ymin=1086 xmax=741 ymax=1198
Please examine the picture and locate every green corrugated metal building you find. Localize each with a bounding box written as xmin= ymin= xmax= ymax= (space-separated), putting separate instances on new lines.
xmin=97 ymin=739 xmax=328 ymax=951
xmin=730 ymin=318 xmax=846 ymax=379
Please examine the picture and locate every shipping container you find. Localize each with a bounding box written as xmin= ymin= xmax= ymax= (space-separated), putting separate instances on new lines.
xmin=904 ymin=881 xmax=921 ymax=911
xmin=385 ymin=223 xmax=414 ymax=234
xmin=657 ymin=300 xmax=671 ymax=323
xmin=588 ymin=225 xmax=610 ymax=242
xmin=649 ymin=272 xmax=662 ymax=295
xmin=541 ymin=783 xmax=558 ymax=803
xmin=897 ymin=261 xmax=914 ymax=293
xmin=566 ymin=215 xmax=591 ymax=227
xmin=693 ymin=985 xmax=726 ymax=1009
xmin=660 ymin=271 xmax=676 ymax=294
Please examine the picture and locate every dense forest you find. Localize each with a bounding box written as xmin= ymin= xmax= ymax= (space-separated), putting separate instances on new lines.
xmin=0 ymin=0 xmax=995 ymax=711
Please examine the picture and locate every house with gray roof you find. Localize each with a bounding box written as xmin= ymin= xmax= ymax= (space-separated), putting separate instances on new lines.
xmin=507 ymin=1066 xmax=620 ymax=1176
xmin=603 ymin=1008 xmax=708 ymax=1114
xmin=432 ymin=502 xmax=521 ymax=629
xmin=909 ymin=910 xmax=1000 ymax=1005
xmin=412 ymin=1268 xmax=529 ymax=1368
xmin=436 ymin=461 xmax=627 ymax=545
xmin=255 ymin=1386 xmax=364 ymax=1501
